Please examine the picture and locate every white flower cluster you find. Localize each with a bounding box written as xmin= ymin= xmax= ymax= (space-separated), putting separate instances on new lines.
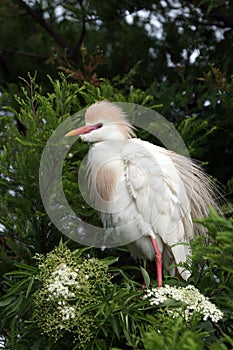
xmin=144 ymin=284 xmax=223 ymax=323
xmin=45 ymin=263 xmax=90 ymax=322
xmin=46 ymin=263 xmax=79 ymax=299
xmin=58 ymin=302 xmax=76 ymax=321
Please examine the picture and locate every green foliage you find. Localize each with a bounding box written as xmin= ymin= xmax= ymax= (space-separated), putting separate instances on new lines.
xmin=0 ymin=242 xmax=150 ymax=349
xmin=187 ymin=209 xmax=233 ymax=340
xmin=1 ymin=0 xmax=233 ymax=188
xmin=143 ymin=317 xmax=206 ymax=350
xmin=190 ymin=208 xmax=233 ymax=292
xmin=0 ymin=6 xmax=233 ymax=344
xmin=0 ymin=72 xmax=153 ymax=262
xmin=0 ymin=73 xmax=84 ymax=272
xmin=0 ymin=222 xmax=232 ymax=349
xmin=33 ymin=242 xmax=113 ymax=347
xmin=0 ymin=74 xmax=159 ymax=349
xmin=147 ymin=63 xmax=233 ymax=186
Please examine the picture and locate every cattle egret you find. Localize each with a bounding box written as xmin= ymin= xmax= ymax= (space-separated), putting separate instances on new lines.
xmin=65 ymin=101 xmax=219 ymax=287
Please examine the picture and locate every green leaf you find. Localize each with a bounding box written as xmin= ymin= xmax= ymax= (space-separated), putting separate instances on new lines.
xmin=111 ymin=315 xmax=121 ymax=339
xmin=15 ymin=137 xmax=36 ymax=147
xmin=102 ymin=256 xmax=119 ymax=265
xmin=3 ymin=278 xmax=29 ymax=297
xmin=15 ymin=263 xmax=38 ymax=274
xmin=140 ymin=266 xmax=150 ymax=288
xmin=26 ymin=276 xmax=35 ymax=298
xmin=0 ymin=297 xmax=14 ymax=307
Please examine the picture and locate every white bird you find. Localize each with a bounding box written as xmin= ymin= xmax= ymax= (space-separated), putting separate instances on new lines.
xmin=65 ymin=101 xmax=218 ymax=287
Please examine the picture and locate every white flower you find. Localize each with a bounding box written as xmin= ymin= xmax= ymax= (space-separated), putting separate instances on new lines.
xmin=144 ymin=284 xmax=223 ymax=323
xmin=46 ymin=263 xmax=79 ymax=299
xmin=59 ymin=305 xmax=76 ymax=321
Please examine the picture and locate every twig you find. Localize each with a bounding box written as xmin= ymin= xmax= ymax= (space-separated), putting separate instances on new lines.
xmin=211 ymin=320 xmax=225 ymax=337
xmin=77 ymin=0 xmax=87 ymax=49
xmin=28 ymin=74 xmax=37 ymax=120
xmin=0 ymin=48 xmax=48 ymax=59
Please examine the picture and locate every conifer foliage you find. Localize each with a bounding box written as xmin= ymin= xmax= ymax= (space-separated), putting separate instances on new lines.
xmin=0 ymin=74 xmax=232 ymax=349
xmin=0 ymin=0 xmax=233 ymax=348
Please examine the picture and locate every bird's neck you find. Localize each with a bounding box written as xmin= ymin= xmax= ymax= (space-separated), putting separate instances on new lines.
xmin=90 ymin=141 xmax=120 ymax=162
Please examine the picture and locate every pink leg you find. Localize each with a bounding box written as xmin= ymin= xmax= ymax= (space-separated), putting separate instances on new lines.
xmin=150 ymin=236 xmax=162 ymax=287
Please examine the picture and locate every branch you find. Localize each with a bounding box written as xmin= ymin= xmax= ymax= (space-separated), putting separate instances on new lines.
xmin=15 ymin=0 xmax=80 ymax=63
xmin=0 ymin=48 xmax=48 ymax=59
xmin=76 ymin=0 xmax=87 ymax=50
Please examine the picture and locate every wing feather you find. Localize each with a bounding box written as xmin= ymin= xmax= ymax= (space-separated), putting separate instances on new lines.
xmin=122 ymin=139 xmax=193 ymax=277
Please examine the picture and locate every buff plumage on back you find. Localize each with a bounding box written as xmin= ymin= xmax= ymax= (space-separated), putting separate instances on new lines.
xmin=85 ymin=101 xmax=135 ymax=139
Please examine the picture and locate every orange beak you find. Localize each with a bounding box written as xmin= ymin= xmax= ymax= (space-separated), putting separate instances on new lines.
xmin=65 ymin=125 xmax=96 ymax=137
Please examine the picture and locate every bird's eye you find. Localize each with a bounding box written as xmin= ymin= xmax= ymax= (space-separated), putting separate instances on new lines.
xmin=94 ymin=123 xmax=103 ymax=129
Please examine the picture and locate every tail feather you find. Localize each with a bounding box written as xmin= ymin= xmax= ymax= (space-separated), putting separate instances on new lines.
xmin=170 ymin=151 xmax=221 ymax=235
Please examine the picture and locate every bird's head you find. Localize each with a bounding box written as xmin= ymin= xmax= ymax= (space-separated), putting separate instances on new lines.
xmin=65 ymin=101 xmax=135 ymax=142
